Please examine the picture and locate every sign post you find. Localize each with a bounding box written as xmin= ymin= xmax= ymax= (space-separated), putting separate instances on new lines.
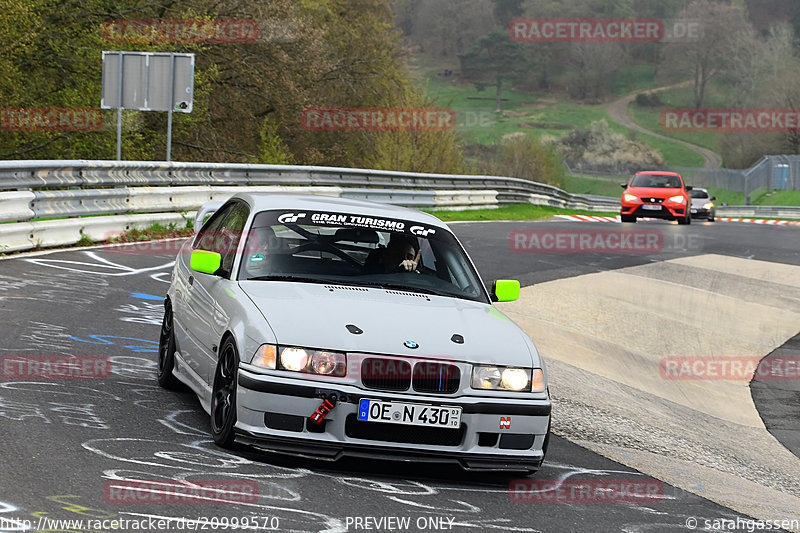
xmin=101 ymin=51 xmax=194 ymax=161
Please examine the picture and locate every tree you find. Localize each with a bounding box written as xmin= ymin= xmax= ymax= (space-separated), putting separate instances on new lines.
xmin=396 ymin=0 xmax=494 ymax=58
xmin=0 ymin=0 xmax=467 ymax=173
xmin=569 ymin=42 xmax=625 ymax=101
xmin=458 ymin=28 xmax=526 ymax=112
xmin=662 ymin=1 xmax=752 ymax=109
xmin=492 ymin=0 xmax=524 ymax=27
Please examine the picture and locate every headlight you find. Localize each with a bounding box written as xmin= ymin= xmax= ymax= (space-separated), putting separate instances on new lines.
xmin=309 ymin=351 xmax=343 ymax=375
xmin=280 ymin=347 xmax=308 ymax=371
xmin=667 ymin=195 xmax=685 ymax=204
xmin=278 ymin=346 xmax=346 ymax=376
xmin=703 ymin=202 xmax=714 ymax=209
xmin=472 ymin=365 xmax=532 ymax=392
xmin=623 ymin=194 xmax=638 ymax=202
xmin=473 ymin=366 xmax=501 ymax=389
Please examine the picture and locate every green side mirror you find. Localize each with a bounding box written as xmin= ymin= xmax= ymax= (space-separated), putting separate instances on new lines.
xmin=190 ymin=250 xmax=222 ymax=275
xmin=493 ymin=279 xmax=520 ymax=302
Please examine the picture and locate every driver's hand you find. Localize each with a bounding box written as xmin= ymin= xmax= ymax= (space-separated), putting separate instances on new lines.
xmin=399 ymin=249 xmax=421 ymax=272
xmin=399 ymin=259 xmax=416 ymax=272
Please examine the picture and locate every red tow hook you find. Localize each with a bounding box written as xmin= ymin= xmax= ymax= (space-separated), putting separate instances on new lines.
xmin=309 ymin=395 xmax=337 ymax=425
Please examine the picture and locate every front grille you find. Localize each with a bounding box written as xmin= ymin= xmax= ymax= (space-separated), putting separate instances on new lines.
xmin=642 ymin=197 xmax=665 ymax=203
xmin=361 ymin=358 xmax=411 ymax=391
xmin=412 ymin=362 xmax=460 ymax=394
xmin=345 ymin=414 xmax=465 ymax=446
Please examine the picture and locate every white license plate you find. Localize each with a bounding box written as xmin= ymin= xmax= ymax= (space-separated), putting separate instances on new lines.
xmin=691 ymin=209 xmax=698 ymax=213
xmin=357 ymin=399 xmax=462 ymax=428
xmin=642 ymin=204 xmax=661 ymax=210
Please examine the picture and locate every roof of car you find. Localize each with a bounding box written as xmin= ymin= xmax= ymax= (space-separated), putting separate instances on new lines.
xmin=635 ymin=170 xmax=682 ymax=177
xmin=229 ymin=192 xmax=448 ymax=227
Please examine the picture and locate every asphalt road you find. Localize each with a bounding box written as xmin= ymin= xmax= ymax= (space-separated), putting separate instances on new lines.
xmin=0 ymin=218 xmax=797 ymax=533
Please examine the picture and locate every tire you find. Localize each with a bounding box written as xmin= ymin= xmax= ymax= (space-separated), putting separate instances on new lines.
xmin=678 ymin=213 xmax=691 ymax=225
xmin=620 ymin=215 xmax=636 ymax=223
xmin=708 ymin=214 xmax=715 ymax=222
xmin=157 ymin=300 xmax=180 ymax=389
xmin=211 ymin=337 xmax=239 ymax=448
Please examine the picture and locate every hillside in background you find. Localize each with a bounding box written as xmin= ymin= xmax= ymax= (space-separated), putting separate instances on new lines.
xmin=0 ymin=0 xmax=464 ymax=174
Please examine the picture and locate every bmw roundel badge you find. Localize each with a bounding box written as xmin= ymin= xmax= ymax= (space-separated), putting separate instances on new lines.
xmin=403 ymin=340 xmax=419 ymax=349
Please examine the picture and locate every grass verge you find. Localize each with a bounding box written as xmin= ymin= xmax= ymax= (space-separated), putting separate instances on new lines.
xmin=109 ymin=222 xmax=194 ymax=244
xmin=420 ymin=74 xmax=706 ymax=167
xmin=425 ymin=204 xmax=618 ymax=222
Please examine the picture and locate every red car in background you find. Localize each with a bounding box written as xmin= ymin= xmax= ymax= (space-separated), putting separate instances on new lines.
xmin=620 ymin=171 xmax=693 ymax=224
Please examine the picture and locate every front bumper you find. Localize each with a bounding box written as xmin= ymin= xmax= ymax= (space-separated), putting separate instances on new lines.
xmin=235 ymin=369 xmax=551 ymax=471
xmin=621 ymin=202 xmax=686 ymax=220
xmin=690 ymin=207 xmax=713 ymax=218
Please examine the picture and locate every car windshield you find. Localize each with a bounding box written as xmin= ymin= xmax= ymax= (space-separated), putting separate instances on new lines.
xmin=237 ymin=209 xmax=488 ymax=303
xmin=690 ymin=189 xmax=709 ymax=199
xmin=630 ymin=174 xmax=683 ymax=188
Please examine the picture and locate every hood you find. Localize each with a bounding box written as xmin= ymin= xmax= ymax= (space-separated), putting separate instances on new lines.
xmin=691 ymin=197 xmax=711 ymax=207
xmin=239 ymin=281 xmax=535 ymax=367
xmin=625 ymin=186 xmax=685 ymax=198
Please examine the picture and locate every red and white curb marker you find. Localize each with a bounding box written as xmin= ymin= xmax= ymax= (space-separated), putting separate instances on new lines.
xmin=555 ymin=215 xmax=620 ymax=222
xmin=554 ymin=215 xmax=655 ymax=223
xmin=555 ymin=215 xmax=800 ymax=226
xmin=717 ymin=217 xmax=800 ymax=226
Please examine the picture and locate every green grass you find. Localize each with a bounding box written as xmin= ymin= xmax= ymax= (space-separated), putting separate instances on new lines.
xmin=631 ymin=130 xmax=705 ymax=167
xmin=425 ymin=204 xmax=617 ymax=222
xmin=110 ymin=222 xmax=194 ymax=243
xmin=562 ymin=174 xmax=626 ymax=197
xmin=76 ymin=234 xmax=94 ymax=247
xmin=629 ymin=103 xmax=718 ymax=152
xmin=421 ymin=73 xmax=706 ymax=167
xmin=753 ymin=190 xmax=800 ymax=206
xmin=704 ymin=188 xmax=744 ymax=206
xmin=626 ymin=78 xmax=740 ymax=153
xmin=611 ymin=64 xmax=660 ymax=96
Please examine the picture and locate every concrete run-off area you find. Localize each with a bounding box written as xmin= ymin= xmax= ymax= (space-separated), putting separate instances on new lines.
xmin=498 ymin=254 xmax=800 ymax=529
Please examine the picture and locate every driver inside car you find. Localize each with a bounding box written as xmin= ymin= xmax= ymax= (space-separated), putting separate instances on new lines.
xmin=364 ymin=234 xmax=421 ymax=273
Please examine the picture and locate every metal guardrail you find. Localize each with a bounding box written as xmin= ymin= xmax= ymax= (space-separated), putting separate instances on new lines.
xmin=717 ymin=205 xmax=800 ymax=218
xmin=0 ymin=159 xmax=794 ymax=254
xmin=0 ymin=160 xmax=618 ymax=253
xmin=0 ymin=159 xmax=619 ymax=219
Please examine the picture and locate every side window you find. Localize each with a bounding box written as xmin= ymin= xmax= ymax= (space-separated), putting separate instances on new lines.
xmin=218 ymin=203 xmax=250 ymax=273
xmin=194 ymin=204 xmax=234 ymax=252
